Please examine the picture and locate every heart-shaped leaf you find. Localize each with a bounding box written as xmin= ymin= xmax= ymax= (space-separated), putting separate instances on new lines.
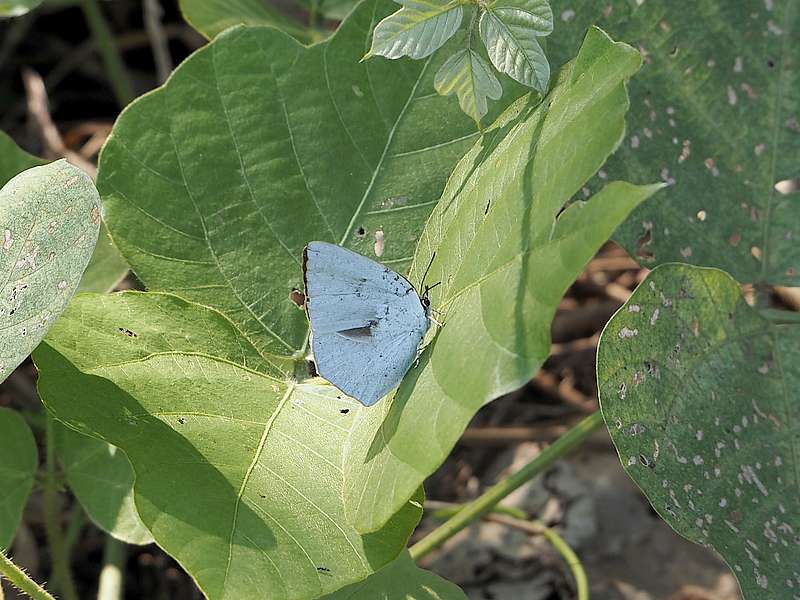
xmin=36 ymin=291 xmax=423 ymax=600
xmin=597 ymin=263 xmax=800 ymax=600
xmin=546 ymin=0 xmax=799 ymax=285
xmin=434 ymin=48 xmax=502 ymax=124
xmin=367 ymin=0 xmax=464 ymax=60
xmin=320 ymin=551 xmax=467 ymax=599
xmin=342 ymin=27 xmax=663 ymax=532
xmin=479 ymin=0 xmax=552 ymax=92
xmin=0 ymin=160 xmax=101 ymax=382
xmin=0 ymin=407 xmax=37 ymax=548
xmin=53 ymin=422 xmax=153 ymax=545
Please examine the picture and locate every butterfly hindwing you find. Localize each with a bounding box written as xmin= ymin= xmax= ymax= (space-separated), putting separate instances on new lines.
xmin=304 ymin=241 xmax=430 ymax=406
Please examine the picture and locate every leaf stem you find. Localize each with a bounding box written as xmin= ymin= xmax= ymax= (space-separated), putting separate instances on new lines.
xmin=409 ymin=411 xmax=603 ymax=559
xmin=0 ymin=550 xmax=56 ymax=600
xmin=97 ymin=537 xmax=126 ymax=600
xmin=42 ymin=415 xmax=78 ymax=600
xmin=80 ymin=0 xmax=135 ymax=106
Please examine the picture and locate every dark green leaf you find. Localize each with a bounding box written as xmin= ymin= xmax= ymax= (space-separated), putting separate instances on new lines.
xmin=342 ymin=27 xmax=662 ymax=532
xmin=434 ymin=48 xmax=502 ymax=123
xmin=597 ymin=263 xmax=800 ymax=600
xmin=0 ymin=407 xmax=37 ymax=548
xmin=547 ymin=1 xmax=800 ymax=285
xmin=367 ymin=0 xmax=463 ymax=59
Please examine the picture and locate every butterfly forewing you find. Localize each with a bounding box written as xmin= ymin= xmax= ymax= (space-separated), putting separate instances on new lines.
xmin=304 ymin=241 xmax=430 ymax=406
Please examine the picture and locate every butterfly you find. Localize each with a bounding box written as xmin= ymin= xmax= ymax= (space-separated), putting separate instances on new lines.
xmin=303 ymin=241 xmax=437 ymax=406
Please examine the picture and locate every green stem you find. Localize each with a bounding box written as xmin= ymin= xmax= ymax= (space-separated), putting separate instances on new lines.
xmin=534 ymin=520 xmax=588 ymax=600
xmin=97 ymin=537 xmax=125 ymax=600
xmin=80 ymin=0 xmax=134 ymax=106
xmin=43 ymin=416 xmax=79 ymax=600
xmin=0 ymin=550 xmax=56 ymax=600
xmin=410 ymin=411 xmax=603 ymax=560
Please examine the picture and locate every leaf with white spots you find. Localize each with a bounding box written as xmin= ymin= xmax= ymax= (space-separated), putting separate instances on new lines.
xmin=0 ymin=407 xmax=37 ymax=548
xmin=343 ymin=27 xmax=664 ymax=533
xmin=434 ymin=48 xmax=503 ymax=124
xmin=598 ymin=263 xmax=800 ymax=600
xmin=35 ymin=292 xmax=426 ymax=599
xmin=546 ymin=0 xmax=800 ymax=285
xmin=367 ymin=0 xmax=463 ymax=60
xmin=0 ymin=160 xmax=101 ymax=383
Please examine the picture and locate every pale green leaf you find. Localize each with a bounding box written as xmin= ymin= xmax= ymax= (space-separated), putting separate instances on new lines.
xmin=97 ymin=0 xmax=513 ymax=368
xmin=179 ymin=0 xmax=316 ymax=43
xmin=0 ymin=160 xmax=101 ymax=382
xmin=368 ymin=0 xmax=463 ymax=59
xmin=491 ymin=0 xmax=553 ymax=35
xmin=77 ymin=224 xmax=129 ymax=294
xmin=434 ymin=48 xmax=502 ymax=123
xmin=546 ymin=1 xmax=800 ymax=285
xmin=53 ymin=422 xmax=153 ymax=545
xmin=35 ymin=291 xmax=424 ymax=600
xmin=597 ymin=263 xmax=800 ymax=600
xmin=342 ymin=27 xmax=662 ymax=532
xmin=320 ymin=551 xmax=467 ymax=599
xmin=479 ymin=4 xmax=551 ymax=92
xmin=0 ymin=0 xmax=40 ymax=16
xmin=0 ymin=407 xmax=37 ymax=548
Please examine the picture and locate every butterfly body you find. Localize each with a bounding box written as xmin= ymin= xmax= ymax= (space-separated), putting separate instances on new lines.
xmin=303 ymin=241 xmax=430 ymax=406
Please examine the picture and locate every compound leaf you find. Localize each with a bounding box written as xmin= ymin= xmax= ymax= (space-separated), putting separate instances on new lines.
xmin=434 ymin=48 xmax=502 ymax=124
xmin=0 ymin=160 xmax=100 ymax=382
xmin=546 ymin=0 xmax=800 ymax=285
xmin=342 ymin=27 xmax=662 ymax=532
xmin=0 ymin=407 xmax=37 ymax=548
xmin=367 ymin=0 xmax=463 ymax=59
xmin=597 ymin=263 xmax=800 ymax=600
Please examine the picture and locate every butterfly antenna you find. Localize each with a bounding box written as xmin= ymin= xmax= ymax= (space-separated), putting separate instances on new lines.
xmin=420 ymin=252 xmax=436 ymax=289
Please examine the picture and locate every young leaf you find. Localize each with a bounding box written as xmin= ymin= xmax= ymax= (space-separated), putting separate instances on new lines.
xmin=0 ymin=160 xmax=101 ymax=382
xmin=434 ymin=48 xmax=502 ymax=124
xmin=597 ymin=263 xmax=800 ymax=600
xmin=0 ymin=408 xmax=37 ymax=548
xmin=478 ymin=0 xmax=553 ymax=92
xmin=342 ymin=27 xmax=662 ymax=532
xmin=545 ymin=1 xmax=799 ymax=286
xmin=319 ymin=551 xmax=467 ymax=599
xmin=53 ymin=422 xmax=153 ymax=545
xmin=35 ymin=292 xmax=424 ymax=600
xmin=367 ymin=0 xmax=463 ymax=59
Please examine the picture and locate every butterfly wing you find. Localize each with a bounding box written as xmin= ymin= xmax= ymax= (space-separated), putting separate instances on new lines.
xmin=304 ymin=241 xmax=430 ymax=406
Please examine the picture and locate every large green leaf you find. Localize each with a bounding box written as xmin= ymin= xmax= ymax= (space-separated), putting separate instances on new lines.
xmin=35 ymin=291 xmax=424 ymax=600
xmin=0 ymin=160 xmax=100 ymax=382
xmin=547 ymin=1 xmax=800 ymax=286
xmin=179 ymin=0 xmax=319 ymax=43
xmin=0 ymin=408 xmax=37 ymax=548
xmin=320 ymin=551 xmax=467 ymax=599
xmin=479 ymin=0 xmax=553 ymax=92
xmin=367 ymin=0 xmax=463 ymax=60
xmin=434 ymin=48 xmax=502 ymax=124
xmin=597 ymin=263 xmax=800 ymax=600
xmin=53 ymin=422 xmax=153 ymax=545
xmin=97 ymin=0 xmax=512 ymax=368
xmin=342 ymin=27 xmax=663 ymax=532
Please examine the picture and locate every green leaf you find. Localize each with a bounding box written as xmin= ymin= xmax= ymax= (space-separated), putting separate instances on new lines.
xmin=319 ymin=550 xmax=467 ymax=599
xmin=367 ymin=0 xmax=463 ymax=59
xmin=342 ymin=27 xmax=662 ymax=532
xmin=53 ymin=422 xmax=153 ymax=545
xmin=97 ymin=0 xmax=512 ymax=367
xmin=179 ymin=0 xmax=317 ymax=43
xmin=0 ymin=0 xmax=41 ymax=17
xmin=77 ymin=224 xmax=129 ymax=294
xmin=35 ymin=291 xmax=424 ymax=600
xmin=0 ymin=407 xmax=37 ymax=548
xmin=0 ymin=160 xmax=101 ymax=383
xmin=546 ymin=1 xmax=799 ymax=285
xmin=479 ymin=0 xmax=552 ymax=92
xmin=434 ymin=48 xmax=502 ymax=124
xmin=0 ymin=132 xmax=43 ymax=180
xmin=597 ymin=263 xmax=800 ymax=600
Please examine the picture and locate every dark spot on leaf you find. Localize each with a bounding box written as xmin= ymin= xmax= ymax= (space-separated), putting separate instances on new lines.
xmin=289 ymin=288 xmax=305 ymax=308
xmin=118 ymin=327 xmax=137 ymax=337
xmin=178 ymin=417 xmax=186 ymax=425
xmin=340 ymin=408 xmax=349 ymax=415
xmin=316 ymin=567 xmax=331 ymax=575
xmin=484 ymin=200 xmax=490 ymax=215
xmin=669 ymin=46 xmax=679 ymax=57
xmin=767 ymin=58 xmax=776 ymax=68
xmin=356 ymin=226 xmax=366 ymax=237
xmin=259 ymin=493 xmax=266 ymax=499
xmin=307 ymin=360 xmax=318 ymax=378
